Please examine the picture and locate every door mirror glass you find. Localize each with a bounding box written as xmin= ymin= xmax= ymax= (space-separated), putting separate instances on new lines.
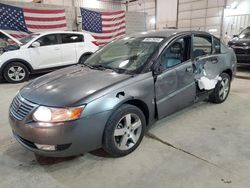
xmin=31 ymin=41 xmax=40 ymax=48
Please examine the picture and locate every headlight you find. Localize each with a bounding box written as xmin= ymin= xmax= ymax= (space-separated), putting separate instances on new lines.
xmin=33 ymin=106 xmax=84 ymax=123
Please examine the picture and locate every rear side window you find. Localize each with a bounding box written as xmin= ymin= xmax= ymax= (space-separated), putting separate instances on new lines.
xmin=193 ymin=36 xmax=212 ymax=59
xmin=37 ymin=34 xmax=58 ymax=46
xmin=61 ymin=34 xmax=84 ymax=44
xmin=213 ymin=37 xmax=221 ymax=54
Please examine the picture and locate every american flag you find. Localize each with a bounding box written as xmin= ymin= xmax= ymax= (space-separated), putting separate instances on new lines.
xmin=0 ymin=3 xmax=67 ymax=40
xmin=81 ymin=8 xmax=126 ymax=46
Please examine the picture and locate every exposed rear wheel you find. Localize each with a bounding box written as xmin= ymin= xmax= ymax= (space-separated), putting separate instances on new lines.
xmin=103 ymin=104 xmax=146 ymax=157
xmin=209 ymin=72 xmax=231 ymax=104
xmin=3 ymin=62 xmax=29 ymax=83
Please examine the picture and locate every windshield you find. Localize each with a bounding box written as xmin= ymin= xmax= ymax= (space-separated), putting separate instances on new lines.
xmin=19 ymin=33 xmax=40 ymax=45
xmin=239 ymin=27 xmax=250 ymax=39
xmin=84 ymin=37 xmax=164 ymax=74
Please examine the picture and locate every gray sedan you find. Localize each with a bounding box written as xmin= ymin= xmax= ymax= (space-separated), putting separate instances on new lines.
xmin=9 ymin=31 xmax=237 ymax=157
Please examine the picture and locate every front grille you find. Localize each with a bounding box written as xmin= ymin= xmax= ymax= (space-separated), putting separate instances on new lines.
xmin=234 ymin=49 xmax=249 ymax=55
xmin=10 ymin=94 xmax=37 ymax=121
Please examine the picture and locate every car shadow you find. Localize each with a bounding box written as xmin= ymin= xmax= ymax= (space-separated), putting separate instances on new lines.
xmin=235 ymin=65 xmax=250 ymax=80
xmin=0 ymin=73 xmax=46 ymax=84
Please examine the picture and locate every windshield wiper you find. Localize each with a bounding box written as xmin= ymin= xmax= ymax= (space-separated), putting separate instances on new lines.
xmin=92 ymin=64 xmax=123 ymax=73
xmin=82 ymin=63 xmax=96 ymax=69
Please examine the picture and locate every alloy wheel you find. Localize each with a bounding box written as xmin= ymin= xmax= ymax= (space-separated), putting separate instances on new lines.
xmin=7 ymin=66 xmax=26 ymax=82
xmin=219 ymin=77 xmax=230 ymax=101
xmin=114 ymin=113 xmax=142 ymax=151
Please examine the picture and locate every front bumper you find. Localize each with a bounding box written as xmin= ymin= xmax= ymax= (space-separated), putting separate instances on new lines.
xmin=236 ymin=54 xmax=250 ymax=63
xmin=9 ymin=110 xmax=111 ymax=157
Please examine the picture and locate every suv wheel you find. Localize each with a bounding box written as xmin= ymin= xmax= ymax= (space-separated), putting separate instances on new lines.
xmin=103 ymin=104 xmax=146 ymax=157
xmin=3 ymin=62 xmax=29 ymax=83
xmin=209 ymin=72 xmax=231 ymax=104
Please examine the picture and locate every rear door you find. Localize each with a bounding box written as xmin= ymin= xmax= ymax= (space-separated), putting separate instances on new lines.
xmin=193 ymin=35 xmax=223 ymax=79
xmin=155 ymin=35 xmax=196 ymax=119
xmin=28 ymin=34 xmax=62 ymax=69
xmin=60 ymin=33 xmax=83 ymax=65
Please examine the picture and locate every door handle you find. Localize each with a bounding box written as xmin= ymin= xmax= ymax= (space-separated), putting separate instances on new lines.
xmin=186 ymin=66 xmax=193 ymax=72
xmin=54 ymin=47 xmax=60 ymax=50
xmin=211 ymin=57 xmax=218 ymax=64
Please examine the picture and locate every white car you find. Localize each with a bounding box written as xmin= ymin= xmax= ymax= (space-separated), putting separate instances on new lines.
xmin=0 ymin=30 xmax=99 ymax=83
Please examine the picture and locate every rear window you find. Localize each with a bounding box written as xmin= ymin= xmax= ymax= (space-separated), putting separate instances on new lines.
xmin=61 ymin=34 xmax=84 ymax=44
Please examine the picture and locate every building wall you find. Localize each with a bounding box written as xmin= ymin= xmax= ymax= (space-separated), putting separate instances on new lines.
xmin=4 ymin=0 xmax=122 ymax=9
xmin=126 ymin=0 xmax=155 ymax=30
xmin=0 ymin=0 xmax=77 ymax=30
xmin=224 ymin=0 xmax=250 ymax=36
xmin=177 ymin=0 xmax=226 ymax=37
xmin=157 ymin=0 xmax=177 ymax=29
xmin=0 ymin=0 xmax=146 ymax=34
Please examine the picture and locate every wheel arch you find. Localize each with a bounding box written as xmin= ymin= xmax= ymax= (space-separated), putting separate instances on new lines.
xmin=1 ymin=58 xmax=33 ymax=75
xmin=121 ymin=99 xmax=150 ymax=126
xmin=222 ymin=69 xmax=233 ymax=80
xmin=78 ymin=52 xmax=93 ymax=63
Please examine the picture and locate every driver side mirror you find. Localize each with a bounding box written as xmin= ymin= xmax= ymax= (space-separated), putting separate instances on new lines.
xmin=31 ymin=41 xmax=40 ymax=48
xmin=152 ymin=60 xmax=165 ymax=75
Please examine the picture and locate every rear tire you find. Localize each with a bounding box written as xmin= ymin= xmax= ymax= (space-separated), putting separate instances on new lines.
xmin=3 ymin=62 xmax=29 ymax=83
xmin=103 ymin=104 xmax=146 ymax=157
xmin=209 ymin=72 xmax=231 ymax=104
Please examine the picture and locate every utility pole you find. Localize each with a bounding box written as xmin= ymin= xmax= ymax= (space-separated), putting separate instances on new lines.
xmin=155 ymin=0 xmax=157 ymax=30
xmin=176 ymin=0 xmax=179 ymax=29
xmin=220 ymin=0 xmax=228 ymax=39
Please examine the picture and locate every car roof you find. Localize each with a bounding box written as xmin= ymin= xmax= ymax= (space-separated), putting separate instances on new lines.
xmin=128 ymin=30 xmax=214 ymax=38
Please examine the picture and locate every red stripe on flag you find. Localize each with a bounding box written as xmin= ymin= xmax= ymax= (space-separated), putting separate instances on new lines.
xmin=26 ymin=23 xmax=67 ymax=29
xmin=101 ymin=11 xmax=124 ymax=16
xmin=24 ymin=16 xmax=66 ymax=22
xmin=102 ymin=20 xmax=125 ymax=28
xmin=23 ymin=8 xmax=65 ymax=14
xmin=10 ymin=34 xmax=27 ymax=39
xmin=93 ymin=31 xmax=126 ymax=40
xmin=103 ymin=26 xmax=126 ymax=33
xmin=102 ymin=15 xmax=125 ymax=22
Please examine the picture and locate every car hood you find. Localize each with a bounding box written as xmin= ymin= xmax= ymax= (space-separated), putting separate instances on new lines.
xmin=229 ymin=37 xmax=250 ymax=46
xmin=20 ymin=65 xmax=131 ymax=106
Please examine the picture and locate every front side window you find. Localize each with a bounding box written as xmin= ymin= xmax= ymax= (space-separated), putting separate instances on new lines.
xmin=36 ymin=34 xmax=58 ymax=46
xmin=84 ymin=37 xmax=164 ymax=74
xmin=193 ymin=36 xmax=212 ymax=59
xmin=61 ymin=34 xmax=84 ymax=44
xmin=159 ymin=36 xmax=191 ymax=70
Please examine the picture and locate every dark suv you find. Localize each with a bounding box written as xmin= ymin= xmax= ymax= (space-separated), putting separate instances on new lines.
xmin=228 ymin=27 xmax=250 ymax=64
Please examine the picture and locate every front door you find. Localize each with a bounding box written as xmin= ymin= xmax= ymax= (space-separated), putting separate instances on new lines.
xmin=29 ymin=34 xmax=62 ymax=69
xmin=155 ymin=35 xmax=196 ymax=119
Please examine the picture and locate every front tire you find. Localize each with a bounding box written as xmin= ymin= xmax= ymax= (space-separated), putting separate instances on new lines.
xmin=3 ymin=62 xmax=29 ymax=83
xmin=103 ymin=104 xmax=146 ymax=157
xmin=209 ymin=72 xmax=231 ymax=104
